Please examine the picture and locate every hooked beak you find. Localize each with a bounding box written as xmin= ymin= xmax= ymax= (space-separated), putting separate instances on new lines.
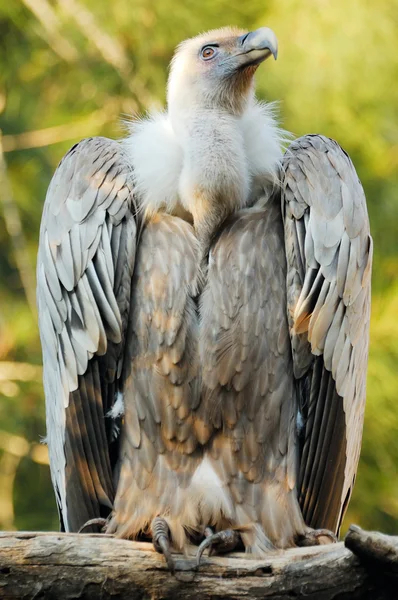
xmin=236 ymin=27 xmax=278 ymax=67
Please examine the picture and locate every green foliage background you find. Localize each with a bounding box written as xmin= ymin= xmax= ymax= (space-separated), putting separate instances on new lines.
xmin=0 ymin=0 xmax=397 ymax=534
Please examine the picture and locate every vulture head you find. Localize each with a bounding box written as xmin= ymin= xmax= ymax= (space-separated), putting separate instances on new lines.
xmin=168 ymin=26 xmax=278 ymax=118
xmin=126 ymin=26 xmax=282 ymax=243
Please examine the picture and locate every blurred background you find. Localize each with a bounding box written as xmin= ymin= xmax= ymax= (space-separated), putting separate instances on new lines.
xmin=0 ymin=0 xmax=397 ymax=534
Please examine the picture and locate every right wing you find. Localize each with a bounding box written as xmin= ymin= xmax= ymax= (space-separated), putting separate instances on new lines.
xmin=37 ymin=137 xmax=137 ymax=531
xmin=281 ymin=135 xmax=372 ymax=533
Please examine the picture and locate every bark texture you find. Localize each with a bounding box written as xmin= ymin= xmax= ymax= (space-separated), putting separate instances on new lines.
xmin=0 ymin=526 xmax=396 ymax=599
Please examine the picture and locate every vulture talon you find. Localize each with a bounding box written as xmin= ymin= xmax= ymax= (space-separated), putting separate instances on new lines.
xmin=204 ymin=526 xmax=214 ymax=539
xmin=296 ymin=528 xmax=338 ymax=547
xmin=78 ymin=517 xmax=109 ymax=533
xmin=151 ymin=517 xmax=175 ymax=573
xmin=196 ymin=529 xmax=240 ymax=566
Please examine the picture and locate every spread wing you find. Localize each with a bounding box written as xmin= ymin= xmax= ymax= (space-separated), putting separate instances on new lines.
xmin=282 ymin=135 xmax=373 ymax=534
xmin=37 ymin=137 xmax=137 ymax=531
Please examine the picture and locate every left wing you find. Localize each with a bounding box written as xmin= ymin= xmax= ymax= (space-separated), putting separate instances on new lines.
xmin=37 ymin=137 xmax=137 ymax=531
xmin=281 ymin=135 xmax=373 ymax=533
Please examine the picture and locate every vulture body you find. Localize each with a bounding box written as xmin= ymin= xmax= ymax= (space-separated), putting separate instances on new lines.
xmin=37 ymin=27 xmax=372 ymax=561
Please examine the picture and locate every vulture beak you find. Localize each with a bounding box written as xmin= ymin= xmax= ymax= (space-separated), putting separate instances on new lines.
xmin=236 ymin=27 xmax=278 ymax=67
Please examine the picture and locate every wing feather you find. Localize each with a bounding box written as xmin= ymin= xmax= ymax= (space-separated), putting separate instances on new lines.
xmin=37 ymin=137 xmax=137 ymax=531
xmin=282 ymin=135 xmax=372 ymax=533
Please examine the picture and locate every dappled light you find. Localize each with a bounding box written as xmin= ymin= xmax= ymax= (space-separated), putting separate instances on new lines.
xmin=0 ymin=0 xmax=397 ymax=535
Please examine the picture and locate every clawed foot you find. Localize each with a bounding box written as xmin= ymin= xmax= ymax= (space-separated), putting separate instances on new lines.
xmin=296 ymin=528 xmax=338 ymax=547
xmin=196 ymin=527 xmax=241 ymax=566
xmin=78 ymin=517 xmax=110 ymax=533
xmin=151 ymin=517 xmax=175 ymax=573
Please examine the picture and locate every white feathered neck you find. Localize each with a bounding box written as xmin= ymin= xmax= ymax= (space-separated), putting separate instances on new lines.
xmin=124 ymin=100 xmax=287 ymax=218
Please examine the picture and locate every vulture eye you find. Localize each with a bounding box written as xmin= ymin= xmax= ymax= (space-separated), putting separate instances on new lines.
xmin=200 ymin=46 xmax=218 ymax=60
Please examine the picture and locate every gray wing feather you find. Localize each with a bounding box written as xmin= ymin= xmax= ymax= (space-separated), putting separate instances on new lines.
xmin=37 ymin=137 xmax=137 ymax=531
xmin=282 ymin=135 xmax=372 ymax=533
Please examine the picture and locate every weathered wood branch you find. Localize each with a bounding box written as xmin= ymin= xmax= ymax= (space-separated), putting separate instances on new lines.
xmin=345 ymin=525 xmax=398 ymax=576
xmin=0 ymin=526 xmax=396 ymax=599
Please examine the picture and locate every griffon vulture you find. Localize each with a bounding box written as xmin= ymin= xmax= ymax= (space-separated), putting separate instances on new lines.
xmin=37 ymin=26 xmax=372 ymax=570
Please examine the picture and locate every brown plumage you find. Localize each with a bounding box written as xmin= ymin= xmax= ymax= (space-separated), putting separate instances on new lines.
xmin=37 ymin=27 xmax=372 ymax=560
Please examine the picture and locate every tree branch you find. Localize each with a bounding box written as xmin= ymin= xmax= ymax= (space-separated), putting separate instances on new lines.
xmin=0 ymin=527 xmax=396 ymax=599
xmin=0 ymin=137 xmax=37 ymax=314
xmin=345 ymin=524 xmax=398 ymax=576
xmin=1 ymin=104 xmax=119 ymax=153
xmin=21 ymin=0 xmax=78 ymax=62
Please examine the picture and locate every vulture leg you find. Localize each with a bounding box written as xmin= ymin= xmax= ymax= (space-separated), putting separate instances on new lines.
xmin=196 ymin=528 xmax=241 ymax=566
xmin=151 ymin=517 xmax=175 ymax=573
xmin=295 ymin=528 xmax=338 ymax=547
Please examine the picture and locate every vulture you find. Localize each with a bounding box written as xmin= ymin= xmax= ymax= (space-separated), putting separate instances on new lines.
xmin=37 ymin=26 xmax=372 ymax=570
